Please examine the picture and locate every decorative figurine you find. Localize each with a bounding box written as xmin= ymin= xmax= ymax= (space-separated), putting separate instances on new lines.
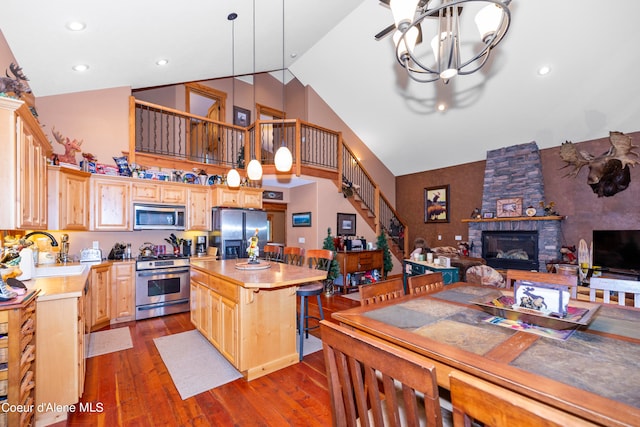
xmin=247 ymin=228 xmax=260 ymax=264
xmin=52 ymin=127 xmax=83 ymax=164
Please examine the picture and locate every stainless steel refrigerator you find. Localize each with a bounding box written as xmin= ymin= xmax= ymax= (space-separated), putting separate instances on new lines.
xmin=210 ymin=208 xmax=268 ymax=259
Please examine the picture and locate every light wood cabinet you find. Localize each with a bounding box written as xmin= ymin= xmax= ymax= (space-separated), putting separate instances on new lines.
xmin=190 ymin=268 xmax=238 ymax=366
xmin=36 ymin=282 xmax=87 ymax=424
xmin=131 ymin=181 xmax=186 ymax=204
xmin=48 ymin=165 xmax=91 ymax=230
xmin=91 ymin=175 xmax=131 ymax=231
xmin=239 ymin=187 xmax=264 ymax=209
xmin=0 ymin=97 xmax=51 ymax=230
xmin=187 ymin=186 xmax=211 ymax=231
xmin=111 ymin=261 xmax=135 ymax=323
xmin=211 ymin=185 xmax=263 ymax=209
xmin=90 ymin=264 xmax=111 ymax=331
xmin=0 ymin=291 xmax=38 ymax=427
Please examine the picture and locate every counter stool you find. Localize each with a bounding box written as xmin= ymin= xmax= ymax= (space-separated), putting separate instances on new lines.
xmin=297 ymin=249 xmax=333 ymax=360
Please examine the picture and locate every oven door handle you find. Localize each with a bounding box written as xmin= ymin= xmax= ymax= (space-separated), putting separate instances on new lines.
xmin=137 ymin=299 xmax=190 ymax=311
xmin=136 ymin=269 xmax=190 ymax=277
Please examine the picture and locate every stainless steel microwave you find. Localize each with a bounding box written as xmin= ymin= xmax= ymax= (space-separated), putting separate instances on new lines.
xmin=133 ymin=204 xmax=186 ymax=230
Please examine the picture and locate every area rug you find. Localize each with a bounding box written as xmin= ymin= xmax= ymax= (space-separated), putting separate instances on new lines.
xmin=88 ymin=327 xmax=133 ymax=358
xmin=155 ymin=330 xmax=324 ymax=400
xmin=154 ymin=330 xmax=242 ymax=400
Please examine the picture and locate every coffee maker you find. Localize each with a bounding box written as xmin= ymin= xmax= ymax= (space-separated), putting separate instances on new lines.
xmin=195 ymin=235 xmax=207 ymax=256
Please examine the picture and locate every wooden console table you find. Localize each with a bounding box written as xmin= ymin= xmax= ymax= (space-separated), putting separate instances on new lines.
xmin=335 ymin=250 xmax=383 ymax=294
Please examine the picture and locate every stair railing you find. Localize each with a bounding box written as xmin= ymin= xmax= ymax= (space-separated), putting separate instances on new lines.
xmin=130 ymin=96 xmax=408 ymax=255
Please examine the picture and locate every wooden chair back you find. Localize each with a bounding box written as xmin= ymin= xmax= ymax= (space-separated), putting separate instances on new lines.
xmin=407 ymin=272 xmax=444 ymax=296
xmin=321 ymin=320 xmax=444 ymax=427
xmin=306 ymin=249 xmax=334 ymax=272
xmin=262 ymin=244 xmax=282 ymax=262
xmin=359 ymin=278 xmax=405 ymax=307
xmin=589 ymin=277 xmax=640 ymax=307
xmin=283 ymin=246 xmax=303 ymax=266
xmin=505 ymin=269 xmax=579 ymax=299
xmin=449 ymin=370 xmax=597 ymax=427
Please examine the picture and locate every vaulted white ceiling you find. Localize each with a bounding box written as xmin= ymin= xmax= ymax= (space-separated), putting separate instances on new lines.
xmin=2 ymin=0 xmax=640 ymax=176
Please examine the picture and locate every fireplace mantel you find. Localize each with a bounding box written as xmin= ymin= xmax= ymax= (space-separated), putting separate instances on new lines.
xmin=462 ymin=215 xmax=564 ymax=223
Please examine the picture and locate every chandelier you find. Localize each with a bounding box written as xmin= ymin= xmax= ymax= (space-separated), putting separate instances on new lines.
xmin=384 ymin=0 xmax=512 ymax=84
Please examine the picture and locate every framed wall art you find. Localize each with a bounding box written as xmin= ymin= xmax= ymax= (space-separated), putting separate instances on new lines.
xmin=292 ymin=212 xmax=311 ymax=227
xmin=424 ymin=185 xmax=450 ymax=223
xmin=496 ymin=197 xmax=523 ymax=218
xmin=337 ymin=213 xmax=356 ymax=236
xmin=233 ymin=106 xmax=251 ymax=127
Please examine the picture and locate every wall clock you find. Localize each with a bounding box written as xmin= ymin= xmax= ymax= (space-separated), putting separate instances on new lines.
xmin=525 ymin=206 xmax=537 ymax=217
xmin=496 ymin=198 xmax=523 ymax=217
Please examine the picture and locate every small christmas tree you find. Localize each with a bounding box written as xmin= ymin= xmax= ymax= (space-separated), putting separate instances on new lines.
xmin=322 ymin=228 xmax=341 ymax=281
xmin=376 ymin=229 xmax=394 ymax=279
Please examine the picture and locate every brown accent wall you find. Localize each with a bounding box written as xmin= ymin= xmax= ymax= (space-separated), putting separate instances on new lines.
xmin=397 ymin=131 xmax=640 ymax=256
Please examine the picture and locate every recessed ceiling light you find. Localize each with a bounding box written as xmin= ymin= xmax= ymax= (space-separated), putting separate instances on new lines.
xmin=66 ymin=21 xmax=86 ymax=31
xmin=537 ymin=65 xmax=551 ymax=76
xmin=72 ymin=64 xmax=89 ymax=72
xmin=156 ymin=59 xmax=169 ymax=66
xmin=437 ymin=104 xmax=447 ymax=112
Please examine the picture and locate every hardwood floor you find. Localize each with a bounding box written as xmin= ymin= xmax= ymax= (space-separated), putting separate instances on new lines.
xmin=57 ymin=292 xmax=359 ymax=426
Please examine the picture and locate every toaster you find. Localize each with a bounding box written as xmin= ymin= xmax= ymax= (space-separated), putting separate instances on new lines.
xmin=80 ymin=248 xmax=102 ymax=263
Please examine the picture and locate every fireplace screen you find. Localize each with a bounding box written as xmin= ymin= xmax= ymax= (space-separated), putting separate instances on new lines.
xmin=482 ymin=231 xmax=539 ymax=271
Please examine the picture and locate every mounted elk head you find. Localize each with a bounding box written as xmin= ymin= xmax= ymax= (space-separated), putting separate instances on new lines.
xmin=0 ymin=63 xmax=31 ymax=98
xmin=560 ymin=131 xmax=639 ymax=197
xmin=52 ymin=127 xmax=83 ymax=165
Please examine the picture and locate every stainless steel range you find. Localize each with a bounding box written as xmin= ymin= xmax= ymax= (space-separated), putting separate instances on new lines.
xmin=135 ymin=255 xmax=190 ymax=320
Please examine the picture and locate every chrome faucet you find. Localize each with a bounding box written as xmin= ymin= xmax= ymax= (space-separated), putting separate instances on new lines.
xmin=24 ymin=231 xmax=59 ymax=247
xmin=59 ymin=234 xmax=70 ymax=263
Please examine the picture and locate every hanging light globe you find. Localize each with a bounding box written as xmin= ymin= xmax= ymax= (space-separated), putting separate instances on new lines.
xmin=274 ymin=146 xmax=293 ymax=172
xmin=247 ymin=159 xmax=263 ymax=180
xmin=227 ymin=168 xmax=241 ymax=187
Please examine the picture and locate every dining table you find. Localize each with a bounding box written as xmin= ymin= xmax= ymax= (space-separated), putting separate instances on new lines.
xmin=331 ymin=282 xmax=640 ymax=426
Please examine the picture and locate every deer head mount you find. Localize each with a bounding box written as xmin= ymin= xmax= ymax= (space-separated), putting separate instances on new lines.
xmin=0 ymin=63 xmax=31 ymax=98
xmin=560 ymin=131 xmax=639 ymax=197
xmin=52 ymin=127 xmax=83 ymax=165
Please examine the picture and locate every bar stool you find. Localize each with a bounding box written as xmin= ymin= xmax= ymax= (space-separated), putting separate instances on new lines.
xmin=263 ymin=244 xmax=283 ymax=262
xmin=283 ymin=246 xmax=303 ymax=266
xmin=297 ymin=248 xmax=333 ymax=360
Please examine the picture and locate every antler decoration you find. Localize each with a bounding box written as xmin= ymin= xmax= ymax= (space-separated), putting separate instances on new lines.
xmin=560 ymin=131 xmax=639 ymax=197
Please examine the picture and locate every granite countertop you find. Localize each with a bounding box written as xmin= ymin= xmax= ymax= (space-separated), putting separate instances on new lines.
xmin=22 ymin=260 xmax=130 ymax=302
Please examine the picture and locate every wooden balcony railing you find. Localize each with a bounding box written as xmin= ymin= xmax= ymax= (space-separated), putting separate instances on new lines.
xmin=128 ymin=96 xmax=409 ymax=255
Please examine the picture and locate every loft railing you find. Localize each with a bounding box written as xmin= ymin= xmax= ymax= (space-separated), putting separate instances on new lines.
xmin=129 ymin=97 xmax=409 ymax=255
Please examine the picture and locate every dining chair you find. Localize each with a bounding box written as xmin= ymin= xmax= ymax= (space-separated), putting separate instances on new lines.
xmin=449 ymin=370 xmax=598 ymax=426
xmin=297 ymin=249 xmax=333 ymax=361
xmin=505 ymin=269 xmax=579 ymax=299
xmin=407 ymin=272 xmax=444 ymax=296
xmin=589 ymin=277 xmax=640 ymax=307
xmin=321 ymin=320 xmax=448 ymax=427
xmin=283 ymin=246 xmax=304 ymax=266
xmin=358 ymin=277 xmax=405 ymax=306
xmin=262 ymin=244 xmax=283 ymax=262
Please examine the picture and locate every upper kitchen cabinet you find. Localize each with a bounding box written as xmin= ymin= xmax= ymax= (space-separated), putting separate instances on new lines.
xmin=211 ymin=186 xmax=263 ymax=209
xmin=48 ymin=165 xmax=91 ymax=231
xmin=187 ymin=186 xmax=211 ymax=231
xmin=131 ymin=181 xmax=186 ymax=204
xmin=91 ymin=175 xmax=132 ymax=231
xmin=0 ymin=98 xmax=52 ymax=230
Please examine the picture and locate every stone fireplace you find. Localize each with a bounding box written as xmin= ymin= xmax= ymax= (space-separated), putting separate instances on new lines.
xmin=468 ymin=142 xmax=562 ymax=271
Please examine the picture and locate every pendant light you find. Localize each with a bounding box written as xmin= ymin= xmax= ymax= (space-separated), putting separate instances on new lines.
xmin=227 ymin=12 xmax=241 ymax=188
xmin=274 ymin=0 xmax=292 ymax=172
xmin=246 ymin=0 xmax=263 ymax=181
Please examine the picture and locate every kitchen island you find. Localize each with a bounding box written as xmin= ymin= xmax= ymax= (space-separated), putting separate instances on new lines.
xmin=190 ymin=259 xmax=327 ymax=380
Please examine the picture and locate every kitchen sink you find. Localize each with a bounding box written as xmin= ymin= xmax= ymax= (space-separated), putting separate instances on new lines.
xmin=34 ymin=264 xmax=87 ymax=278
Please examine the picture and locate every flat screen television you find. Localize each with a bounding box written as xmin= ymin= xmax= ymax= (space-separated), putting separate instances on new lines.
xmin=592 ymin=230 xmax=640 ymax=273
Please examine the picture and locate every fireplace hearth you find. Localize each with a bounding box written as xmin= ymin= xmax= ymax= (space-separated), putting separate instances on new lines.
xmin=482 ymin=230 xmax=538 ymax=271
